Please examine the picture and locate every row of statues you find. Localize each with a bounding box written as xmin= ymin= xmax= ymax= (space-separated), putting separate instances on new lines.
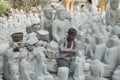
xmin=0 ymin=0 xmax=120 ymax=80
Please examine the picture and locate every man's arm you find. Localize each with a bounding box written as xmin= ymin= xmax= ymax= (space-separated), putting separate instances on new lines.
xmin=59 ymin=39 xmax=79 ymax=54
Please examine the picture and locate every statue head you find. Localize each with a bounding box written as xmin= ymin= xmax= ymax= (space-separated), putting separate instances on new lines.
xmin=43 ymin=4 xmax=53 ymax=19
xmin=110 ymin=0 xmax=119 ymax=10
xmin=56 ymin=5 xmax=66 ymax=20
xmin=57 ymin=67 xmax=69 ymax=79
xmin=107 ymin=35 xmax=120 ymax=47
xmin=85 ymin=34 xmax=92 ymax=44
xmin=95 ymin=33 xmax=104 ymax=44
xmin=35 ymin=48 xmax=45 ymax=62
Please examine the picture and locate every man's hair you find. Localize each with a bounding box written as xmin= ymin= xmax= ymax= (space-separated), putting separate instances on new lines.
xmin=87 ymin=0 xmax=92 ymax=4
xmin=68 ymin=28 xmax=77 ymax=36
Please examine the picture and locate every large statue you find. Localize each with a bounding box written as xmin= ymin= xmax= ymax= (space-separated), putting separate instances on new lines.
xmin=106 ymin=0 xmax=120 ymax=26
xmin=40 ymin=4 xmax=54 ymax=40
xmin=91 ymin=35 xmax=120 ymax=78
xmin=52 ymin=5 xmax=71 ymax=43
xmin=102 ymin=35 xmax=120 ymax=77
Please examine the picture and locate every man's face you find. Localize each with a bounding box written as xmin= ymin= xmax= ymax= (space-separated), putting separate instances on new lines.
xmin=67 ymin=34 xmax=76 ymax=41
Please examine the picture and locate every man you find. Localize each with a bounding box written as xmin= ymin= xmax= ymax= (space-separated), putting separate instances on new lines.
xmin=56 ymin=28 xmax=78 ymax=74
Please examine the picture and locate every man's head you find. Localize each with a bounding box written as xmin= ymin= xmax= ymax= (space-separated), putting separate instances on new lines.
xmin=87 ymin=0 xmax=92 ymax=4
xmin=67 ymin=28 xmax=77 ymax=41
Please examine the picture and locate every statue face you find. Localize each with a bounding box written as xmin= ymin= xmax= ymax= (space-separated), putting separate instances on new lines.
xmin=44 ymin=10 xmax=53 ymax=19
xmin=57 ymin=11 xmax=66 ymax=20
xmin=110 ymin=0 xmax=119 ymax=10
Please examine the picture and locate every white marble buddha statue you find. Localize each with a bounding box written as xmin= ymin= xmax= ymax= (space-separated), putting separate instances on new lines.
xmin=106 ymin=0 xmax=120 ymax=26
xmin=91 ymin=35 xmax=120 ymax=78
xmin=73 ymin=51 xmax=85 ymax=80
xmin=85 ymin=60 xmax=107 ymax=80
xmin=102 ymin=35 xmax=120 ymax=77
xmin=34 ymin=48 xmax=54 ymax=80
xmin=93 ymin=33 xmax=106 ymax=61
xmin=57 ymin=67 xmax=69 ymax=80
xmin=9 ymin=61 xmax=19 ymax=80
xmin=19 ymin=59 xmax=32 ymax=80
xmin=84 ymin=34 xmax=94 ymax=60
xmin=72 ymin=5 xmax=81 ymax=30
xmin=41 ymin=4 xmax=54 ymax=40
xmin=52 ymin=5 xmax=71 ymax=43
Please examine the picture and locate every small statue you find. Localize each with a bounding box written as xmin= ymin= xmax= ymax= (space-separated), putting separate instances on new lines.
xmin=9 ymin=62 xmax=19 ymax=80
xmin=34 ymin=47 xmax=54 ymax=80
xmin=85 ymin=60 xmax=107 ymax=80
xmin=19 ymin=59 xmax=32 ymax=80
xmin=73 ymin=51 xmax=85 ymax=80
xmin=57 ymin=67 xmax=69 ymax=80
